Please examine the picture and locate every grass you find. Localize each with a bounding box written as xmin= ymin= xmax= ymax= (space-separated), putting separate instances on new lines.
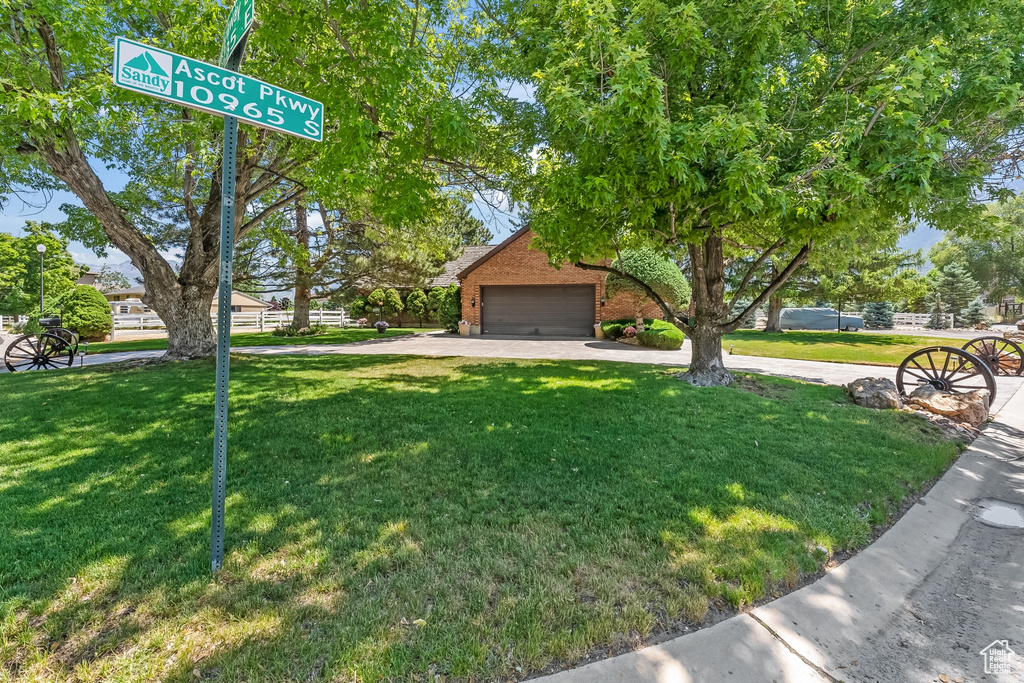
xmin=85 ymin=327 xmax=418 ymax=354
xmin=0 ymin=355 xmax=960 ymax=682
xmin=722 ymin=330 xmax=967 ymax=366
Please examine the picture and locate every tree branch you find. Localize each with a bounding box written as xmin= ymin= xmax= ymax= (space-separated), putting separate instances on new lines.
xmin=574 ymin=261 xmax=691 ymax=334
xmin=726 ymin=238 xmax=786 ymax=311
xmin=722 ymin=241 xmax=813 ymax=333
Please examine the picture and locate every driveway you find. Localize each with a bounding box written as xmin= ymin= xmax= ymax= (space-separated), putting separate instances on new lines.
xmin=5 ymin=331 xmax=1023 ymax=413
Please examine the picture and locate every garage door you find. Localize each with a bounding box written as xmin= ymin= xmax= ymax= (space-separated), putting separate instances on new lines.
xmin=481 ymin=285 xmax=595 ymax=336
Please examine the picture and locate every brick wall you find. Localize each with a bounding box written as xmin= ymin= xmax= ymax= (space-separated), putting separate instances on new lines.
xmin=460 ymin=229 xmax=662 ymax=326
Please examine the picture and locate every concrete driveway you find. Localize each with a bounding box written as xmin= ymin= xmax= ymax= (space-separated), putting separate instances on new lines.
xmin=6 ymin=331 xmax=1024 ymax=413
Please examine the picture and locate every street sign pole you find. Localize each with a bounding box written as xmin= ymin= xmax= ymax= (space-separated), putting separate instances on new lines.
xmin=111 ymin=0 xmax=321 ymax=574
xmin=211 ymin=34 xmax=249 ymax=573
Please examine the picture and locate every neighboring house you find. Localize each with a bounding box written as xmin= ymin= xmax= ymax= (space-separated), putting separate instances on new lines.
xmin=456 ymin=226 xmax=661 ymax=336
xmin=103 ymin=287 xmax=271 ymax=315
xmin=75 ymin=271 xmax=100 ymax=287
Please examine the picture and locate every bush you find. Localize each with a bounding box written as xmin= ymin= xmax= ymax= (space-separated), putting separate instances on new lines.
xmin=58 ymin=285 xmax=112 ymax=341
xmin=605 ymin=248 xmax=690 ymax=317
xmin=636 ymin=319 xmax=685 ymax=350
xmin=271 ymin=323 xmax=327 ymax=337
xmin=623 ymin=325 xmax=637 ymax=337
xmin=428 ymin=284 xmax=462 ymax=333
xmin=962 ymin=297 xmax=987 ymax=327
xmin=862 ymin=302 xmax=894 ymax=330
xmin=601 ymin=318 xmax=656 ymax=339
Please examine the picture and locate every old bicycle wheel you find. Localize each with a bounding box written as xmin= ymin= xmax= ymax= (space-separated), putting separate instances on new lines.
xmin=3 ymin=333 xmax=75 ymax=372
xmin=961 ymin=336 xmax=1024 ymax=376
xmin=896 ymin=346 xmax=996 ymax=406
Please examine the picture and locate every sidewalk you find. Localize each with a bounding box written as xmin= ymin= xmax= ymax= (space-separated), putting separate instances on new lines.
xmin=535 ymin=383 xmax=1024 ymax=683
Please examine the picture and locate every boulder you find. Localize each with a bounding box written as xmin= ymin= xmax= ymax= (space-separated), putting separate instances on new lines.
xmin=1004 ymin=330 xmax=1024 ymax=343
xmin=846 ymin=377 xmax=901 ymax=410
xmin=905 ymin=384 xmax=990 ymax=427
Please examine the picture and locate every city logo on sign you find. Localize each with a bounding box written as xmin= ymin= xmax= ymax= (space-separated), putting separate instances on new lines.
xmin=118 ymin=43 xmax=173 ymax=95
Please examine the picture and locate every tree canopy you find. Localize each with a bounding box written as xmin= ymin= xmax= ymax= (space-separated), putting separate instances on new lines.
xmin=605 ymin=247 xmax=690 ymax=313
xmin=497 ymin=0 xmax=1024 ymax=383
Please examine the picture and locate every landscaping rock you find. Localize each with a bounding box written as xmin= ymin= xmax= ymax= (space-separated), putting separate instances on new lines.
xmin=905 ymin=385 xmax=989 ymax=427
xmin=1004 ymin=329 xmax=1024 ymax=343
xmin=846 ymin=377 xmax=901 ymax=410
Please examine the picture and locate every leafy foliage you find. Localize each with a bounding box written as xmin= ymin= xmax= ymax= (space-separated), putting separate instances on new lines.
xmin=405 ymin=289 xmax=428 ymax=325
xmin=428 ymin=284 xmax=462 ymax=332
xmin=605 ymin=248 xmax=690 ymax=316
xmin=0 ymin=222 xmax=84 ymax=316
xmin=636 ymin=320 xmax=685 ymax=350
xmin=57 ymin=285 xmax=113 ymax=341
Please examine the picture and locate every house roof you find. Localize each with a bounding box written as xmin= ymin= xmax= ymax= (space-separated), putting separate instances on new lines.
xmin=455 ymin=225 xmax=531 ymax=280
xmin=103 ymin=285 xmax=147 ymax=297
xmin=431 ymin=245 xmax=497 ymax=287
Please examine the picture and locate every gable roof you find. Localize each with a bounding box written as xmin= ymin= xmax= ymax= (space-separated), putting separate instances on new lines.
xmin=456 ymin=225 xmax=532 ymax=280
xmin=431 ymin=245 xmax=496 ymax=287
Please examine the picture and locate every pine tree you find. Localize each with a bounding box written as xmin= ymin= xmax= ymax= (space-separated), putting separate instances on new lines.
xmin=730 ymin=300 xmax=758 ymax=328
xmin=926 ymin=294 xmax=950 ymax=329
xmin=929 ymin=263 xmax=980 ymax=327
xmin=863 ymin=302 xmax=894 ymax=329
xmin=961 ymin=297 xmax=987 ymax=327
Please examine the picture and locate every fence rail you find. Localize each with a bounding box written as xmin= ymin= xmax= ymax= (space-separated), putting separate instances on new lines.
xmin=893 ymin=312 xmax=955 ymax=327
xmin=110 ymin=309 xmax=349 ymax=333
xmin=0 ymin=311 xmax=349 ymax=336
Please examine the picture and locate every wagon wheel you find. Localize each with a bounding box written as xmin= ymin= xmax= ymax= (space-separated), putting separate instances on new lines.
xmin=961 ymin=336 xmax=1023 ymax=376
xmin=3 ymin=333 xmax=75 ymax=372
xmin=896 ymin=346 xmax=997 ymax=407
xmin=48 ymin=327 xmax=80 ymax=356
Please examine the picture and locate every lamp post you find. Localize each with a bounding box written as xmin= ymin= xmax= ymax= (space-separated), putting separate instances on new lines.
xmin=36 ymin=244 xmax=46 ymax=314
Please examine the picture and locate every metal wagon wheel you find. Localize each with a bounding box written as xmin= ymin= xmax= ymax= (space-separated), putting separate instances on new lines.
xmin=4 ymin=333 xmax=75 ymax=372
xmin=896 ymin=346 xmax=996 ymax=407
xmin=961 ymin=336 xmax=1024 ymax=376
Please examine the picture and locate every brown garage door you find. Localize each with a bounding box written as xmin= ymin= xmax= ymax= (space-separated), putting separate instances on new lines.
xmin=481 ymin=285 xmax=595 ymax=336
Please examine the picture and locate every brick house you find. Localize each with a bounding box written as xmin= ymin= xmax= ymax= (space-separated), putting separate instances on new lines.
xmin=457 ymin=226 xmax=662 ymax=335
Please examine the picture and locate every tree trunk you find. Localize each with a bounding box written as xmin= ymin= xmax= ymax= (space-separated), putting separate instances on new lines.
xmin=682 ymin=233 xmax=733 ymax=386
xmin=764 ymin=294 xmax=784 ymax=333
xmin=291 ymin=204 xmax=312 ymax=330
xmin=159 ymin=285 xmax=218 ymax=359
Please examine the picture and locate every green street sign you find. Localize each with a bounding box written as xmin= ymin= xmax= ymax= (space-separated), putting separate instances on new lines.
xmin=113 ymin=36 xmax=323 ymax=141
xmin=220 ymin=0 xmax=255 ymax=67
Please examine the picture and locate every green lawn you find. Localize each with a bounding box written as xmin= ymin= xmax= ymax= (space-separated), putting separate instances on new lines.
xmin=723 ymin=330 xmax=966 ymax=366
xmin=0 ymin=355 xmax=960 ymax=682
xmin=86 ymin=326 xmax=418 ymax=354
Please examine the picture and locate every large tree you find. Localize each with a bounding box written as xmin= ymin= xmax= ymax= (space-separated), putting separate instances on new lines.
xmin=502 ymin=0 xmax=1024 ymax=384
xmin=1 ymin=0 xmax=513 ymax=359
xmin=929 ymin=194 xmax=1024 ymax=303
xmin=0 ymin=221 xmax=84 ymax=315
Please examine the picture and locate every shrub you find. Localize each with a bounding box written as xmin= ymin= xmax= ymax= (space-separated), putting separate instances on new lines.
xmin=623 ymin=325 xmax=637 ymax=338
xmin=428 ymin=284 xmax=462 ymax=332
xmin=602 ymin=323 xmax=625 ymax=339
xmin=962 ymin=297 xmax=987 ymax=327
xmin=58 ymin=285 xmax=113 ymax=341
xmin=405 ymin=289 xmax=428 ymax=325
xmin=636 ymin=320 xmax=685 ymax=350
xmin=271 ymin=323 xmax=327 ymax=337
xmin=862 ymin=302 xmax=894 ymax=330
xmin=605 ymin=248 xmax=690 ymax=317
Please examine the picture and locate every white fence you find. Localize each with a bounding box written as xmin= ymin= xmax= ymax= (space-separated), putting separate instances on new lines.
xmin=893 ymin=312 xmax=954 ymax=328
xmin=1 ymin=311 xmax=349 ymax=336
xmin=111 ymin=309 xmax=349 ymax=333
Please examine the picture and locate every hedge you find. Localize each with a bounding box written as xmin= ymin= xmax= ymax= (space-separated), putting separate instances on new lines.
xmin=636 ymin=320 xmax=685 ymax=350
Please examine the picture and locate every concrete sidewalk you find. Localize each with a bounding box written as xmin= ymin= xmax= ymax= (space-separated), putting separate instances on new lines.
xmin=535 ymin=384 xmax=1024 ymax=683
